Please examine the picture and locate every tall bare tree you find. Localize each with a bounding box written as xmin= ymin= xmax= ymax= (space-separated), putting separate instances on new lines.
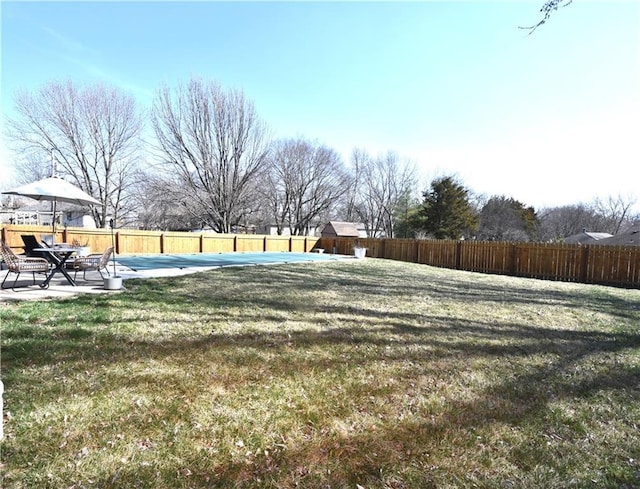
xmin=538 ymin=194 xmax=637 ymax=241
xmin=538 ymin=203 xmax=604 ymax=241
xmin=151 ymin=78 xmax=270 ymax=233
xmin=349 ymin=150 xmax=416 ymax=238
xmin=6 ymin=81 xmax=143 ymax=227
xmin=262 ymin=138 xmax=349 ymax=235
xmin=592 ymin=194 xmax=638 ymax=235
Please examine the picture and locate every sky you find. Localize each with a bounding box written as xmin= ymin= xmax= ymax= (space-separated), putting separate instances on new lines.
xmin=1 ymin=0 xmax=639 ymax=213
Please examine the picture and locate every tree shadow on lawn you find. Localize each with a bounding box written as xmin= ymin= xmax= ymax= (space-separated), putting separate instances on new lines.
xmin=4 ymin=300 xmax=639 ymax=402
xmin=3 ymin=259 xmax=639 ymax=376
xmin=3 ymin=269 xmax=640 ymax=487
xmin=197 ymin=262 xmax=640 ymax=320
xmin=60 ymin=326 xmax=640 ymax=489
xmin=30 ymin=313 xmax=635 ymax=489
xmin=119 ymin=264 xmax=640 ymax=329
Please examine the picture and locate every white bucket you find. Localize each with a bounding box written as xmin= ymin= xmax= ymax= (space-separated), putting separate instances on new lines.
xmin=354 ymin=247 xmax=367 ymax=259
xmin=104 ymin=276 xmax=123 ymax=290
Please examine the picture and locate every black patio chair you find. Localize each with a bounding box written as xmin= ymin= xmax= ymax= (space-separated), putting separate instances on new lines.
xmin=21 ymin=234 xmax=49 ymax=259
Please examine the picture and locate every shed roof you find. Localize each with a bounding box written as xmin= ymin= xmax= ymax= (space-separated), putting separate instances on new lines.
xmin=321 ymin=221 xmax=361 ymax=237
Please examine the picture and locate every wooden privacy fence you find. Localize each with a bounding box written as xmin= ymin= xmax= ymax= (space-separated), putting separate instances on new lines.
xmin=318 ymin=237 xmax=640 ymax=289
xmin=2 ymin=224 xmax=638 ymax=288
xmin=0 ymin=225 xmax=319 ymax=257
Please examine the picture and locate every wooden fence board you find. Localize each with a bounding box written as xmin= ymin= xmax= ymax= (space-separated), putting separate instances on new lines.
xmin=202 ymin=235 xmax=235 ymax=253
xmin=317 ymin=234 xmax=638 ymax=288
xmin=117 ymin=230 xmax=162 ymax=254
xmin=236 ymin=235 xmax=265 ymax=252
xmin=265 ymin=236 xmax=290 ymax=252
xmin=291 ymin=237 xmax=306 ymax=253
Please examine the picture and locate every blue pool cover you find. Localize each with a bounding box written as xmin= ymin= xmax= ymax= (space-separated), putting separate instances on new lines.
xmin=116 ymin=252 xmax=341 ymax=271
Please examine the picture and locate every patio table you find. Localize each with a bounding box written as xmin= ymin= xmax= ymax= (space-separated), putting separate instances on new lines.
xmin=34 ymin=247 xmax=78 ymax=288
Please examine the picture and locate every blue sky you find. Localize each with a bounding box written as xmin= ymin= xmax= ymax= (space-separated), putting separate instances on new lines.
xmin=1 ymin=1 xmax=639 ymax=212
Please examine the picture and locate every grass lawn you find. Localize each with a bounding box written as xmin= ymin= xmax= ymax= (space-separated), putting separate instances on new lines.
xmin=1 ymin=259 xmax=639 ymax=488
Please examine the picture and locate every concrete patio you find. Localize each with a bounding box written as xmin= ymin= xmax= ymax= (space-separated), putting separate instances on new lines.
xmin=0 ymin=263 xmax=227 ymax=303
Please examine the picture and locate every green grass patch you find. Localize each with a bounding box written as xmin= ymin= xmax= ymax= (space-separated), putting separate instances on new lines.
xmin=1 ymin=259 xmax=639 ymax=488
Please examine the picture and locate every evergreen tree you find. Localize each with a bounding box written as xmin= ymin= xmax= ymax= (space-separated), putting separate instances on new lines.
xmin=415 ymin=176 xmax=477 ymax=239
xmin=477 ymin=196 xmax=539 ymax=242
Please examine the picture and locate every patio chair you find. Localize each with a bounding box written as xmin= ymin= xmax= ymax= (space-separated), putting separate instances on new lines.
xmin=72 ymin=246 xmax=114 ymax=281
xmin=0 ymin=240 xmax=50 ymax=289
xmin=21 ymin=234 xmax=49 ymax=259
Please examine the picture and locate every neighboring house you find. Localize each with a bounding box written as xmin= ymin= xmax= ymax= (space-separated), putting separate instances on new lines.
xmin=563 ymin=229 xmax=613 ymax=244
xmin=63 ymin=210 xmax=97 ymax=228
xmin=320 ymin=221 xmax=367 ymax=238
xmin=595 ymin=223 xmax=640 ymax=246
xmin=0 ymin=210 xmax=44 ymax=226
xmin=0 ymin=207 xmax=96 ymax=228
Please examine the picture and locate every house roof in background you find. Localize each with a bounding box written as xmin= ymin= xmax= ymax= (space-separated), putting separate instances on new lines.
xmin=564 ymin=231 xmax=613 ymax=244
xmin=595 ymin=223 xmax=640 ymax=246
xmin=321 ymin=221 xmax=361 ymax=237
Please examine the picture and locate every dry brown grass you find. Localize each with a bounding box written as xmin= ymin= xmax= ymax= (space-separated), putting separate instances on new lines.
xmin=1 ymin=259 xmax=639 ymax=488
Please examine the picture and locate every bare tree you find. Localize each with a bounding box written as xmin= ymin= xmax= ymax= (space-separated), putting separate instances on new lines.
xmin=262 ymin=138 xmax=349 ymax=235
xmin=128 ymin=170 xmax=195 ymax=231
xmin=151 ymin=78 xmax=271 ymax=233
xmin=349 ymin=150 xmax=417 ymax=238
xmin=338 ymin=148 xmax=365 ymax=223
xmin=592 ymin=194 xmax=638 ymax=235
xmin=6 ymin=81 xmax=143 ymax=227
xmin=537 ymin=194 xmax=638 ymax=241
xmin=538 ymin=203 xmax=604 ymax=241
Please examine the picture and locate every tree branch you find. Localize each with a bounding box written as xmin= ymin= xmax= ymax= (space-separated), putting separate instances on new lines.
xmin=520 ymin=0 xmax=573 ymax=34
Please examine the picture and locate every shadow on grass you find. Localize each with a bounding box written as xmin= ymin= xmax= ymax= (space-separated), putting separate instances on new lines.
xmin=2 ymin=261 xmax=639 ymax=487
xmin=3 ymin=260 xmax=639 ymax=385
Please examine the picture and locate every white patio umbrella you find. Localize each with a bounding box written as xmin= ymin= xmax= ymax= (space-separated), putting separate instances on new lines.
xmin=2 ymin=176 xmax=101 ymax=244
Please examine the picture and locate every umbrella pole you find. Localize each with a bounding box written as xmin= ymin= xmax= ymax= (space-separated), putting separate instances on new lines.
xmin=52 ymin=199 xmax=57 ymax=245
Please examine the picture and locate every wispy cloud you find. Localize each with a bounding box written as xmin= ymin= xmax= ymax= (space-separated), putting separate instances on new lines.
xmin=42 ymin=26 xmax=94 ymax=56
xmin=85 ymin=65 xmax=155 ymax=104
xmin=42 ymin=28 xmax=154 ymax=104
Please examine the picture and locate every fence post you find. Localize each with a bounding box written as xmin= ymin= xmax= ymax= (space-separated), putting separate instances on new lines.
xmin=455 ymin=241 xmax=462 ymax=270
xmin=510 ymin=243 xmax=518 ymax=276
xmin=580 ymin=245 xmax=590 ymax=284
xmin=115 ymin=231 xmax=121 ymax=254
xmin=233 ymin=235 xmax=238 ymax=252
xmin=160 ymin=233 xmax=165 ymax=254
